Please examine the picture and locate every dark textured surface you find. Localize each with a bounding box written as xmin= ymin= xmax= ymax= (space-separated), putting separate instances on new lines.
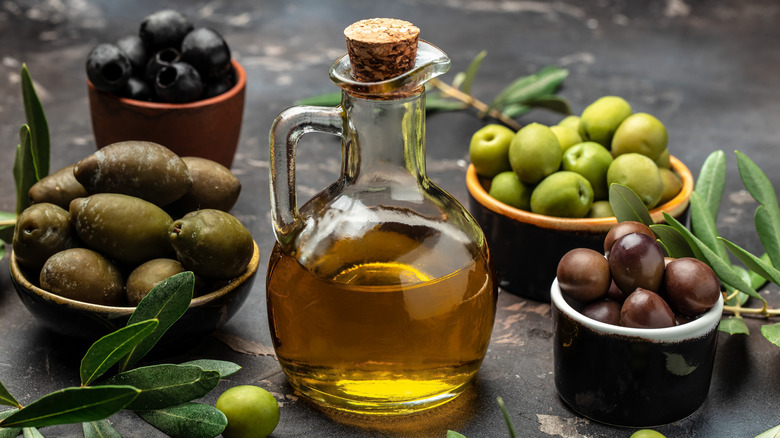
xmin=1 ymin=1 xmax=780 ymax=437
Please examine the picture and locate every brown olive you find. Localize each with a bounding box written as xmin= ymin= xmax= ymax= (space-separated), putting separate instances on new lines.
xmin=556 ymin=248 xmax=611 ymax=303
xmin=605 ymin=279 xmax=630 ymax=303
xmin=608 ymin=232 xmax=665 ymax=296
xmin=581 ymin=299 xmax=621 ymax=325
xmin=603 ymin=221 xmax=655 ymax=257
xmin=619 ymin=288 xmax=676 ymax=328
xmin=663 ymin=257 xmax=720 ymax=317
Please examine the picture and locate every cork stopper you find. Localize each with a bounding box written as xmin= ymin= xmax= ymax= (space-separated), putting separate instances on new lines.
xmin=344 ymin=18 xmax=420 ymax=82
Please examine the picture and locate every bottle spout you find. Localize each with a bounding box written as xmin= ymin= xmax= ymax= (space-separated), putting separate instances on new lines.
xmin=329 ymin=40 xmax=451 ymax=97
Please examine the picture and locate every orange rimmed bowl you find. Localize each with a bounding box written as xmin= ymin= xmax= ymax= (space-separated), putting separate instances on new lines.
xmin=87 ymin=59 xmax=246 ymax=169
xmin=466 ymin=156 xmax=694 ymax=301
xmin=9 ymin=241 xmax=259 ymax=351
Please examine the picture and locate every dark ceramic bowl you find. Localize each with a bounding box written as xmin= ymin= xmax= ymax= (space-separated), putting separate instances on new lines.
xmin=9 ymin=241 xmax=258 ymax=350
xmin=551 ymin=278 xmax=722 ymax=427
xmin=466 ymin=156 xmax=694 ymax=301
xmin=87 ymin=59 xmax=246 ymax=169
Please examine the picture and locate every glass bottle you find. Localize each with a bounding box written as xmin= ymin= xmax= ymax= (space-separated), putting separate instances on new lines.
xmin=267 ymin=40 xmax=497 ymax=415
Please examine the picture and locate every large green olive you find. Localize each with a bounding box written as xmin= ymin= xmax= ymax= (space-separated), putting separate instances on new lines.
xmin=28 ymin=165 xmax=87 ymax=209
xmin=70 ymin=193 xmax=174 ymax=265
xmin=169 ymin=209 xmax=253 ymax=280
xmin=126 ymin=258 xmax=186 ymax=306
xmin=40 ymin=247 xmax=125 ymax=306
xmin=73 ymin=140 xmax=192 ymax=206
xmin=166 ymin=156 xmax=241 ymax=216
xmin=13 ymin=203 xmax=78 ymax=271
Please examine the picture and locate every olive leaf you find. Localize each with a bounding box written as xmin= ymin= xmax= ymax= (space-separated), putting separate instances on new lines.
xmin=456 ymin=50 xmax=486 ymax=95
xmin=82 ymin=419 xmax=123 ymax=438
xmin=80 ymin=319 xmax=159 ymax=386
xmin=754 ymin=424 xmax=780 ymax=438
xmin=117 ymin=272 xmax=195 ymax=372
xmin=13 ymin=125 xmax=36 ymax=215
xmin=22 ymin=427 xmax=43 ymax=438
xmin=446 ymin=431 xmax=467 ymax=438
xmin=663 ymin=212 xmax=763 ymax=302
xmin=484 ymin=66 xmax=568 ymax=116
xmin=0 ymin=409 xmax=21 ymax=438
xmin=100 ymin=364 xmax=220 ymax=411
xmin=736 ymin=150 xmax=780 ymax=267
xmin=609 ymin=183 xmax=654 ymax=226
xmin=293 ymin=91 xmax=341 ymax=106
xmin=136 ymin=402 xmax=227 ymax=438
xmin=0 ymin=212 xmax=14 ymax=244
xmin=761 ymin=323 xmax=780 ymax=348
xmin=0 ymin=386 xmax=139 ymax=428
xmin=180 ymin=359 xmax=241 ymax=378
xmin=0 ymin=381 xmax=20 ymax=409
xmin=689 ymin=191 xmax=730 ymax=261
xmin=21 ymin=64 xmax=50 ymax=180
xmin=496 ymin=397 xmax=518 ymax=438
xmin=694 ymin=150 xmax=726 ymax=221
xmin=718 ymin=316 xmax=750 ymax=335
xmin=720 ymin=238 xmax=780 ymax=285
xmin=649 ymin=224 xmax=695 ymax=259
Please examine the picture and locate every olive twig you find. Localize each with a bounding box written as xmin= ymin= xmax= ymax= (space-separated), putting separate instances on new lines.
xmin=428 ymin=78 xmax=522 ymax=130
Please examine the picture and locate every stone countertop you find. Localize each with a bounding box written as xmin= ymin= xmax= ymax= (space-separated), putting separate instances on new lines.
xmin=1 ymin=1 xmax=779 ymax=437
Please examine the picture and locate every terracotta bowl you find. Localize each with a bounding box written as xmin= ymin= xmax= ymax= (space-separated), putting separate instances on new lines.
xmin=466 ymin=156 xmax=694 ymax=301
xmin=551 ymin=278 xmax=722 ymax=427
xmin=9 ymin=241 xmax=259 ymax=351
xmin=87 ymin=59 xmax=246 ymax=169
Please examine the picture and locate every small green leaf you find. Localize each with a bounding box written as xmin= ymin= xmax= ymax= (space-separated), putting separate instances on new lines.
xmin=83 ymin=419 xmax=123 ymax=438
xmin=0 ymin=409 xmax=21 ymax=438
xmin=136 ymin=402 xmax=227 ymax=438
xmin=496 ymin=397 xmax=518 ymax=438
xmin=446 ymin=431 xmax=468 ymax=438
xmin=0 ymin=386 xmax=139 ymax=428
xmin=694 ymin=150 xmax=726 ymax=221
xmin=663 ymin=212 xmax=763 ymax=302
xmin=689 ymin=192 xmax=729 ymax=261
xmin=498 ymin=103 xmax=530 ymax=119
xmin=22 ymin=427 xmax=44 ymax=438
xmin=81 ymin=319 xmax=159 ymax=386
xmin=726 ymin=265 xmax=752 ymax=306
xmin=749 ymin=253 xmax=772 ymax=290
xmin=21 ymin=64 xmax=50 ymax=180
xmin=524 ymin=94 xmax=571 ymax=115
xmin=650 ymin=224 xmax=695 ymax=259
xmin=180 ymin=360 xmax=241 ymax=378
xmin=487 ymin=66 xmax=568 ymax=113
xmin=425 ymin=95 xmax=467 ymax=112
xmin=761 ymin=323 xmax=780 ymax=348
xmin=0 ymin=212 xmax=15 ymax=245
xmin=736 ymin=150 xmax=779 ymax=209
xmin=459 ymin=50 xmax=487 ymax=95
xmin=118 ymin=272 xmax=195 ymax=372
xmin=755 ymin=205 xmax=780 ymax=269
xmin=718 ymin=316 xmax=750 ymax=335
xmin=101 ymin=365 xmax=219 ymax=411
xmin=754 ymin=423 xmax=780 ymax=438
xmin=293 ymin=91 xmax=341 ymax=106
xmin=0 ymin=381 xmax=20 ymax=408
xmin=721 ymin=238 xmax=780 ymax=285
xmin=13 ymin=125 xmax=37 ymax=215
xmin=609 ymin=184 xmax=653 ymax=225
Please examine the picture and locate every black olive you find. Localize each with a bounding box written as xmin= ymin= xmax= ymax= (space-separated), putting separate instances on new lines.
xmin=116 ymin=35 xmax=148 ymax=76
xmin=180 ymin=27 xmax=232 ymax=79
xmin=120 ymin=76 xmax=153 ymax=101
xmin=155 ymin=62 xmax=203 ymax=103
xmin=202 ymin=67 xmax=236 ymax=98
xmin=139 ymin=9 xmax=193 ymax=52
xmin=144 ymin=48 xmax=181 ymax=86
xmin=86 ymin=43 xmax=132 ymax=93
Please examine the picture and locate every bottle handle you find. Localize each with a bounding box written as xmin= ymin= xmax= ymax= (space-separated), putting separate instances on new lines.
xmin=269 ymin=104 xmax=343 ymax=248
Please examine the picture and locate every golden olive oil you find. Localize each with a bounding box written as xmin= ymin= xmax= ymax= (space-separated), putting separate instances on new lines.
xmin=266 ymin=231 xmax=496 ymax=414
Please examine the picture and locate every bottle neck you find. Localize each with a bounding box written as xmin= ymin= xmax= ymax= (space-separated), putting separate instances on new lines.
xmin=341 ymin=89 xmax=427 ymax=186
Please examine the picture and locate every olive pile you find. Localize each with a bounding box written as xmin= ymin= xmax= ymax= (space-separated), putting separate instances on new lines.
xmin=556 ymin=221 xmax=721 ymax=328
xmin=469 ymin=96 xmax=683 ymax=218
xmin=86 ymin=9 xmax=235 ymax=103
xmin=12 ymin=141 xmax=252 ymax=307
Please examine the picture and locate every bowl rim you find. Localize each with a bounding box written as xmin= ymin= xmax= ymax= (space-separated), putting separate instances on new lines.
xmin=550 ymin=277 xmax=723 ymax=342
xmin=10 ymin=240 xmax=260 ymax=315
xmin=86 ymin=58 xmax=246 ymax=110
xmin=466 ymin=155 xmax=694 ymax=231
